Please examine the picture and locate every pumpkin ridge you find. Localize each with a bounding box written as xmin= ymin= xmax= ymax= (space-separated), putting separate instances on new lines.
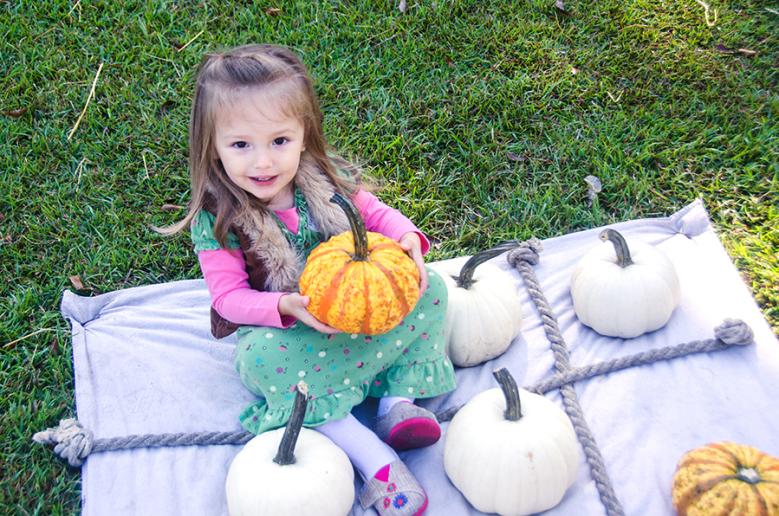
xmin=307 ymin=247 xmax=352 ymax=261
xmin=314 ymin=265 xmax=350 ymax=323
xmin=360 ymin=267 xmax=372 ymax=334
xmin=710 ymin=442 xmax=747 ymax=465
xmin=679 ymin=457 xmax=740 ymax=473
xmin=675 ymin=474 xmax=736 ymax=514
xmin=749 ymin=483 xmax=769 ymax=516
xmin=369 ymin=242 xmax=402 ymax=254
xmin=371 ymin=261 xmax=412 ymax=319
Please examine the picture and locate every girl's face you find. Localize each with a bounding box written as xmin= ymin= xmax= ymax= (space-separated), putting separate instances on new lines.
xmin=214 ymin=88 xmax=306 ymax=211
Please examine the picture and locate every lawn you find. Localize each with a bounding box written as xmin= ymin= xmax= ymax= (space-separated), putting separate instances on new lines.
xmin=1 ymin=0 xmax=776 ymax=512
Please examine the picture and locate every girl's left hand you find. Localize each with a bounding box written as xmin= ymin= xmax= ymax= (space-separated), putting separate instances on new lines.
xmin=399 ymin=232 xmax=428 ymax=294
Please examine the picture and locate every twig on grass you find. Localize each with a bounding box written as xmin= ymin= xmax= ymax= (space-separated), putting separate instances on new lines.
xmin=67 ymin=62 xmax=104 ymax=141
xmin=3 ymin=328 xmax=59 ymax=349
xmin=142 ymin=151 xmax=150 ymax=180
xmin=176 ymin=30 xmax=204 ymax=52
xmin=694 ymin=0 xmax=718 ymax=27
xmin=74 ymin=157 xmax=89 ymax=188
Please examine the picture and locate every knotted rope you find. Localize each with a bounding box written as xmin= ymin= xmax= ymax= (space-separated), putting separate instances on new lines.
xmin=33 ymin=423 xmax=253 ymax=467
xmin=529 ymin=318 xmax=753 ymax=394
xmin=507 ymin=239 xmax=626 ymax=516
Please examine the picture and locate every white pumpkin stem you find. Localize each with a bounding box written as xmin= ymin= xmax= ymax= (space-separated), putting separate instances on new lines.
xmin=273 ymin=381 xmax=309 ymax=466
xmin=455 ymin=241 xmax=521 ymax=289
xmin=493 ymin=368 xmax=522 ymax=421
xmin=331 ymin=193 xmax=369 ymax=261
xmin=599 ymin=229 xmax=633 ymax=268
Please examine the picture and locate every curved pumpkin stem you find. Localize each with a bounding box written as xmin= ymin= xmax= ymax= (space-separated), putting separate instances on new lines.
xmin=599 ymin=229 xmax=633 ymax=268
xmin=493 ymin=368 xmax=522 ymax=421
xmin=331 ymin=193 xmax=369 ymax=261
xmin=455 ymin=241 xmax=521 ymax=289
xmin=273 ymin=381 xmax=309 ymax=466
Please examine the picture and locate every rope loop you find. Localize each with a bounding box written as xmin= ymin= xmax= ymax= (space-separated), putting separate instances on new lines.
xmin=714 ymin=319 xmax=753 ymax=346
xmin=33 ymin=418 xmax=94 ymax=467
xmin=506 ymin=238 xmax=542 ymax=267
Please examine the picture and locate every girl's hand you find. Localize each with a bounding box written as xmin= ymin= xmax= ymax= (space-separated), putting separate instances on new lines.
xmin=279 ymin=293 xmax=341 ymax=334
xmin=399 ymin=232 xmax=428 ymax=294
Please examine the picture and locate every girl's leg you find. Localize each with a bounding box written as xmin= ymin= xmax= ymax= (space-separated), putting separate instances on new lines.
xmin=316 ymin=413 xmax=396 ymax=479
xmin=317 ymin=414 xmax=428 ymax=515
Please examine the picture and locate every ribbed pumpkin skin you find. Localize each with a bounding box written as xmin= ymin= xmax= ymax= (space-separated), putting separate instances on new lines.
xmin=299 ymin=231 xmax=420 ymax=335
xmin=672 ymin=442 xmax=779 ymax=516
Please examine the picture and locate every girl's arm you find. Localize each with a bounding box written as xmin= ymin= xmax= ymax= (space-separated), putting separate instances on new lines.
xmin=197 ymin=248 xmax=296 ymax=328
xmin=352 ymin=189 xmax=431 ymax=255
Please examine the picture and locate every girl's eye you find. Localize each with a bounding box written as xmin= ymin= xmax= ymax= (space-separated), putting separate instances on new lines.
xmin=273 ymin=137 xmax=288 ymax=146
xmin=232 ymin=141 xmax=248 ymax=149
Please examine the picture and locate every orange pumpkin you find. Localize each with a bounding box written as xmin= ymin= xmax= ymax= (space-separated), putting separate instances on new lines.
xmin=672 ymin=441 xmax=779 ymax=515
xmin=299 ymin=193 xmax=420 ymax=335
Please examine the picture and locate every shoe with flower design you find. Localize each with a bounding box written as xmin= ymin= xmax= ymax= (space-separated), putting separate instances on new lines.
xmin=359 ymin=460 xmax=428 ymax=516
xmin=375 ymin=401 xmax=441 ymax=451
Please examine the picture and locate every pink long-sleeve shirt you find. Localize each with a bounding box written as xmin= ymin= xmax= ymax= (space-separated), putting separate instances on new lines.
xmin=197 ymin=189 xmax=430 ymax=328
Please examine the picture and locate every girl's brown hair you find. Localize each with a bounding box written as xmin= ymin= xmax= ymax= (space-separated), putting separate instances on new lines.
xmin=158 ymin=44 xmax=360 ymax=246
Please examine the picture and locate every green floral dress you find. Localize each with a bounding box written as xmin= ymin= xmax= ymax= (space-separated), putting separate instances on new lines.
xmin=191 ymin=195 xmax=456 ymax=435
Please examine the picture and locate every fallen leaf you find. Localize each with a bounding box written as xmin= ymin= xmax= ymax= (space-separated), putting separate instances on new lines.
xmin=157 ymin=100 xmax=177 ymax=116
xmin=738 ymin=48 xmax=757 ymax=57
xmin=161 ymin=204 xmax=184 ymax=211
xmin=398 ymin=0 xmax=407 ymax=12
xmin=3 ymin=108 xmax=27 ymax=118
xmin=51 ymin=336 xmax=59 ymax=354
xmin=265 ymin=7 xmax=281 ymax=16
xmin=507 ymin=151 xmax=527 ymax=162
xmin=555 ymin=0 xmax=572 ymax=16
xmin=584 ymin=175 xmax=602 ymax=207
xmin=69 ymin=275 xmax=86 ymax=290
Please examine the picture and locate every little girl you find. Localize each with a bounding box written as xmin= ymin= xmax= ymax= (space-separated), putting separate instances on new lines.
xmin=163 ymin=44 xmax=456 ymax=515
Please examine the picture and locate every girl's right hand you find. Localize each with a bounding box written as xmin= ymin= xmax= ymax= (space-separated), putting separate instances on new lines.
xmin=279 ymin=293 xmax=341 ymax=334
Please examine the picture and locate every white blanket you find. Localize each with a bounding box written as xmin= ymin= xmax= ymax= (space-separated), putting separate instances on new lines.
xmin=60 ymin=199 xmax=779 ymax=516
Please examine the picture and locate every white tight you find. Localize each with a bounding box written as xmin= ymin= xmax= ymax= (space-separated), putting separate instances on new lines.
xmin=316 ymin=413 xmax=397 ymax=479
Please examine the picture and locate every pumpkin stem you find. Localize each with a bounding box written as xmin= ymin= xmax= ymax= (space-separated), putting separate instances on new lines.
xmin=736 ymin=467 xmax=761 ymax=484
xmin=454 ymin=241 xmax=521 ymax=289
xmin=493 ymin=368 xmax=522 ymax=421
xmin=331 ymin=193 xmax=369 ymax=261
xmin=273 ymin=381 xmax=309 ymax=466
xmin=599 ymin=229 xmax=633 ymax=268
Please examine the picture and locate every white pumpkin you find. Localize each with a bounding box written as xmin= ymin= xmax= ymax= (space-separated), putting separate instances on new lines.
xmin=571 ymin=228 xmax=681 ymax=338
xmin=430 ymin=243 xmax=523 ymax=367
xmin=225 ymin=383 xmax=354 ymax=516
xmin=444 ymin=369 xmax=579 ymax=516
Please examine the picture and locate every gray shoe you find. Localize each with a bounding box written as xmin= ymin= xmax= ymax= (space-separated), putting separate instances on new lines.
xmin=359 ymin=459 xmax=428 ymax=515
xmin=375 ymin=402 xmax=441 ymax=451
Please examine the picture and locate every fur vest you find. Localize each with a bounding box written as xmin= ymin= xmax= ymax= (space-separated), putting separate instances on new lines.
xmin=205 ymin=155 xmax=352 ymax=338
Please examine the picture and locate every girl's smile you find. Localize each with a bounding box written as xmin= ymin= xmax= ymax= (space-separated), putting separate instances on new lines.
xmin=214 ymin=88 xmax=306 ymax=211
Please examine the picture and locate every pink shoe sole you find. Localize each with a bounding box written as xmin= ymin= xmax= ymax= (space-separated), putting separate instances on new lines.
xmin=386 ymin=417 xmax=441 ymax=451
xmin=414 ymin=494 xmax=429 ymax=515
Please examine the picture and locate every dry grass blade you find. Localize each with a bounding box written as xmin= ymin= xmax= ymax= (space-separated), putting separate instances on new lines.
xmin=67 ymin=62 xmax=104 ymax=141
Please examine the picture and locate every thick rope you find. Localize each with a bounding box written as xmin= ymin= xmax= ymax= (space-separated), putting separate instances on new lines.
xmin=530 ymin=319 xmax=753 ymax=394
xmin=508 ymin=239 xmax=624 ymax=516
xmin=33 ymin=421 xmax=253 ymax=467
xmin=434 ymin=318 xmax=753 ymax=423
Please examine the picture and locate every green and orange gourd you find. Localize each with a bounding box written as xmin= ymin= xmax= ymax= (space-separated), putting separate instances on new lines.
xmin=299 ymin=193 xmax=420 ymax=335
xmin=672 ymin=442 xmax=779 ymax=515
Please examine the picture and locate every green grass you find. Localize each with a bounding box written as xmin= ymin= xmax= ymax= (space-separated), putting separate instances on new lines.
xmin=1 ymin=0 xmax=776 ymax=512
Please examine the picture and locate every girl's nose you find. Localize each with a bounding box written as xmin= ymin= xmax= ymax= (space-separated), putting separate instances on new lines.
xmin=254 ymin=151 xmax=272 ymax=169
